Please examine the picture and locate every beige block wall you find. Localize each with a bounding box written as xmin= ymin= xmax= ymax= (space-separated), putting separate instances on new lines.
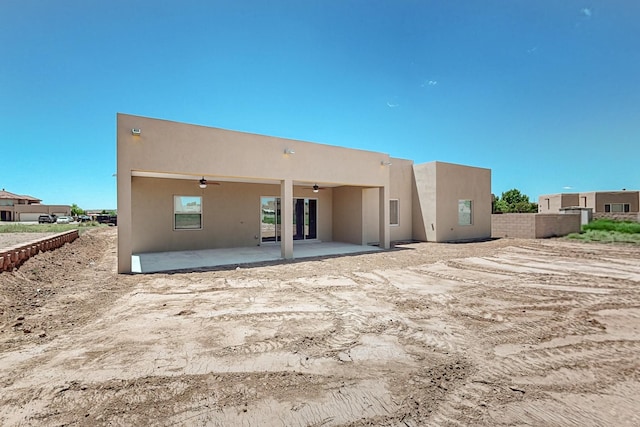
xmin=535 ymin=214 xmax=581 ymax=238
xmin=492 ymin=213 xmax=580 ymax=238
xmin=491 ymin=214 xmax=536 ymax=238
xmin=414 ymin=162 xmax=491 ymax=242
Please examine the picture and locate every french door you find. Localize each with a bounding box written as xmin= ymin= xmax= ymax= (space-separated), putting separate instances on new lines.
xmin=260 ymin=197 xmax=317 ymax=243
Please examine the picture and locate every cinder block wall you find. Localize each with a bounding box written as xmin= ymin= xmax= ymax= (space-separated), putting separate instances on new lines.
xmin=492 ymin=213 xmax=581 ymax=239
xmin=535 ymin=214 xmax=581 ymax=238
xmin=491 ymin=214 xmax=536 ymax=238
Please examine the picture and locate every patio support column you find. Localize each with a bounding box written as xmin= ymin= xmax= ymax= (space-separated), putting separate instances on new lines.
xmin=117 ymin=171 xmax=133 ymax=273
xmin=280 ymin=179 xmax=294 ymax=259
xmin=379 ymin=186 xmax=391 ymax=249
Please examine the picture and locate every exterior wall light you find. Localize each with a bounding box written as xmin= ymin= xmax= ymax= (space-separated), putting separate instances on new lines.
xmin=284 ymin=148 xmax=295 ymax=155
xmin=131 ymin=128 xmax=141 ymax=136
xmin=313 ymin=184 xmax=319 ymax=193
xmin=381 ymin=161 xmax=392 ymax=166
xmin=199 ymin=177 xmax=207 ymax=189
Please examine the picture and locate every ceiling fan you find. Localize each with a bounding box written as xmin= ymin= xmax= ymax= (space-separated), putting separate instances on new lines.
xmin=303 ymin=184 xmax=328 ymax=193
xmin=198 ymin=177 xmax=221 ymax=189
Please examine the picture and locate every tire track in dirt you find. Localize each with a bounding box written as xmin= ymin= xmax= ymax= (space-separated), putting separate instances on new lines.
xmin=409 ymin=243 xmax=640 ymax=426
xmin=2 ymin=234 xmax=638 ymax=426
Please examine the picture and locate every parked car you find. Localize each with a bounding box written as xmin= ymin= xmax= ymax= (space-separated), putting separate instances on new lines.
xmin=78 ymin=215 xmax=92 ymax=222
xmin=96 ymin=214 xmax=117 ymax=225
xmin=56 ymin=216 xmax=71 ymax=224
xmin=38 ymin=214 xmax=56 ymax=224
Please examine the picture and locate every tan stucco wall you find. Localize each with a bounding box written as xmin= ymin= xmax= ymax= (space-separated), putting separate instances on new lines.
xmin=389 ymin=158 xmax=414 ymax=242
xmin=118 ymin=114 xmax=390 ymax=187
xmin=362 ymin=158 xmax=414 ymax=244
xmin=362 ymin=188 xmax=379 ymax=244
xmin=332 ymin=186 xmax=364 ymax=245
xmin=414 ymin=162 xmax=491 ymax=242
xmin=130 ymin=177 xmax=334 ymax=253
xmin=412 ymin=162 xmax=437 ymax=241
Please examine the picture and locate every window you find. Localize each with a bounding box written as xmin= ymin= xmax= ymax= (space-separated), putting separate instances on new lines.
xmin=174 ymin=196 xmax=202 ymax=230
xmin=605 ymin=203 xmax=630 ymax=213
xmin=390 ymin=199 xmax=399 ymax=226
xmin=458 ymin=200 xmax=473 ymax=225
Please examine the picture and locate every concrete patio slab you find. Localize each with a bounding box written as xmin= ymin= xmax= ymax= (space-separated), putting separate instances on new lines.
xmin=132 ymin=242 xmax=381 ymax=273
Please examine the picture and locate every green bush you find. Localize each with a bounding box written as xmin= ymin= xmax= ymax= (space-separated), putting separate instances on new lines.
xmin=583 ymin=219 xmax=640 ymax=234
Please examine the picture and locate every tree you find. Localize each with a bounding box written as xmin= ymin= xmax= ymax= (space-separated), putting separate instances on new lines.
xmin=493 ymin=189 xmax=538 ymax=213
xmin=70 ymin=203 xmax=84 ymax=216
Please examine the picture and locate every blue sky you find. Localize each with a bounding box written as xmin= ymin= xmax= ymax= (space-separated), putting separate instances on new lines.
xmin=1 ymin=0 xmax=638 ymax=209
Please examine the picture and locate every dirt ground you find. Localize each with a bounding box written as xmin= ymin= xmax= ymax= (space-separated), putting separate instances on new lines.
xmin=1 ymin=227 xmax=639 ymax=426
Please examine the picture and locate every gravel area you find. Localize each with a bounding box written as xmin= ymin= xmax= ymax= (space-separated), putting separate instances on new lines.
xmin=0 ymin=233 xmax=57 ymax=250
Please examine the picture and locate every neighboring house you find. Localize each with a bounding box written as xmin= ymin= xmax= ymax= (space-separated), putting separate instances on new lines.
xmin=538 ymin=191 xmax=640 ymax=219
xmin=116 ymin=113 xmax=492 ymax=274
xmin=0 ymin=189 xmax=70 ymax=222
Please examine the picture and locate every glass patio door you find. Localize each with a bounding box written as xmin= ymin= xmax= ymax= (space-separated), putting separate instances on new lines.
xmin=260 ymin=197 xmax=281 ymax=242
xmin=293 ymin=198 xmax=317 ymax=240
xmin=261 ymin=197 xmax=317 ymax=243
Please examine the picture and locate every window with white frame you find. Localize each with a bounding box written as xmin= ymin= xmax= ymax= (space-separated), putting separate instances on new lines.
xmin=458 ymin=199 xmax=473 ymax=225
xmin=390 ymin=199 xmax=399 ymax=226
xmin=604 ymin=203 xmax=630 ymax=213
xmin=174 ymin=195 xmax=202 ymax=230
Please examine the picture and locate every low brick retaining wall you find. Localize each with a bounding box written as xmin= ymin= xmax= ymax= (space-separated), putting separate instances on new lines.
xmin=0 ymin=230 xmax=79 ymax=272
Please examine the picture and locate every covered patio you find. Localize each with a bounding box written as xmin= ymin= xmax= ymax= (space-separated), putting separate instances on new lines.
xmin=132 ymin=241 xmax=382 ymax=273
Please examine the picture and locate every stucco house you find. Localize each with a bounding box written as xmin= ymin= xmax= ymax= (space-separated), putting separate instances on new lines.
xmin=538 ymin=191 xmax=639 ymax=220
xmin=0 ymin=189 xmax=70 ymax=222
xmin=117 ymin=114 xmax=491 ymax=273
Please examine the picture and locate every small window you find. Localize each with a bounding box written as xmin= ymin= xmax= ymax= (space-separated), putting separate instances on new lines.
xmin=390 ymin=199 xmax=399 ymax=226
xmin=605 ymin=203 xmax=630 ymax=213
xmin=174 ymin=196 xmax=202 ymax=230
xmin=458 ymin=200 xmax=473 ymax=225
